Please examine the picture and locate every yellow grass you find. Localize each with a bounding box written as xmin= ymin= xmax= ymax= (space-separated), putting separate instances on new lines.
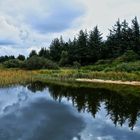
xmin=0 ymin=69 xmax=36 ymax=87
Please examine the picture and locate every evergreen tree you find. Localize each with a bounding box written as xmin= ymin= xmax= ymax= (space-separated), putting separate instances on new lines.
xmin=59 ymin=51 xmax=68 ymax=66
xmin=77 ymin=30 xmax=88 ymax=65
xmin=50 ymin=38 xmax=61 ymax=61
xmin=132 ymin=17 xmax=140 ymax=53
xmin=50 ymin=37 xmax=64 ymax=62
xmin=39 ymin=47 xmax=50 ymax=59
xmin=106 ymin=19 xmax=123 ymax=58
xmin=29 ymin=50 xmax=37 ymax=58
xmin=88 ymin=26 xmax=103 ymax=63
xmin=66 ymin=38 xmax=77 ymax=65
xmin=17 ymin=54 xmax=25 ymax=61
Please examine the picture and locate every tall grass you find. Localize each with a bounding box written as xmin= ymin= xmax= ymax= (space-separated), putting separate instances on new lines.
xmin=0 ymin=69 xmax=35 ymax=87
xmin=1 ymin=67 xmax=140 ymax=88
xmin=35 ymin=69 xmax=140 ymax=82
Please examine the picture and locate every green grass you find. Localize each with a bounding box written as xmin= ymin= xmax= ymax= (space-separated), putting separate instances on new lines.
xmin=82 ymin=60 xmax=140 ymax=72
xmin=35 ymin=69 xmax=140 ymax=81
xmin=0 ymin=68 xmax=140 ymax=96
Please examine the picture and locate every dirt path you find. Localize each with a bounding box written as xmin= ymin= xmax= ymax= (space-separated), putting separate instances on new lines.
xmin=76 ymin=79 xmax=140 ymax=86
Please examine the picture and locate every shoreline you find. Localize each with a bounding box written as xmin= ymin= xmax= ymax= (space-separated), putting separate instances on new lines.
xmin=76 ymin=79 xmax=140 ymax=86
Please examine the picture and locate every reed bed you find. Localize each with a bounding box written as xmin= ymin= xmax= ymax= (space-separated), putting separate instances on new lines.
xmin=0 ymin=69 xmax=36 ymax=87
xmin=1 ymin=68 xmax=140 ymax=88
xmin=37 ymin=69 xmax=140 ymax=82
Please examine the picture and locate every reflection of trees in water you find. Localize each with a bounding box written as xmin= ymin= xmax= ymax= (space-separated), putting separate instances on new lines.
xmin=27 ymin=82 xmax=140 ymax=130
xmin=27 ymin=81 xmax=47 ymax=93
xmin=48 ymin=85 xmax=140 ymax=130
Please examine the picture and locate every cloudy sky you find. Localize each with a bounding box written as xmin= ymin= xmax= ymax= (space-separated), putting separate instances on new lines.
xmin=0 ymin=0 xmax=140 ymax=56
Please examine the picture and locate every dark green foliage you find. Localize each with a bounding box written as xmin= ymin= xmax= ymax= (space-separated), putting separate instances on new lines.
xmin=50 ymin=37 xmax=64 ymax=62
xmin=25 ymin=56 xmax=44 ymax=70
xmin=131 ymin=17 xmax=140 ymax=53
xmin=116 ymin=50 xmax=140 ymax=62
xmin=3 ymin=59 xmax=23 ymax=68
xmin=76 ymin=30 xmax=88 ymax=65
xmin=17 ymin=54 xmax=25 ymax=61
xmin=0 ymin=55 xmax=15 ymax=63
xmin=59 ymin=51 xmax=68 ymax=66
xmin=32 ymin=17 xmax=140 ymax=67
xmin=106 ymin=19 xmax=124 ymax=58
xmin=44 ymin=59 xmax=59 ymax=70
xmin=106 ymin=17 xmax=140 ymax=58
xmin=88 ymin=26 xmax=103 ymax=62
xmin=38 ymin=48 xmax=50 ymax=59
xmin=25 ymin=56 xmax=59 ymax=70
xmin=107 ymin=62 xmax=140 ymax=72
xmin=29 ymin=50 xmax=37 ymax=58
xmin=73 ymin=61 xmax=81 ymax=69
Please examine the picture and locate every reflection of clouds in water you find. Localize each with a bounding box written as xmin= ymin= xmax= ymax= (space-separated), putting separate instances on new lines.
xmin=0 ymin=87 xmax=85 ymax=140
xmin=0 ymin=86 xmax=52 ymax=114
xmin=18 ymin=90 xmax=28 ymax=102
xmin=0 ymin=86 xmax=140 ymax=140
xmin=78 ymin=105 xmax=140 ymax=140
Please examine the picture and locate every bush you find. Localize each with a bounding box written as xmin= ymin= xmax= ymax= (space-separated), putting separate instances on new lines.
xmin=105 ymin=61 xmax=140 ymax=72
xmin=17 ymin=55 xmax=25 ymax=61
xmin=115 ymin=50 xmax=140 ymax=63
xmin=95 ymin=59 xmax=112 ymax=65
xmin=25 ymin=56 xmax=59 ymax=70
xmin=44 ymin=59 xmax=59 ymax=69
xmin=73 ymin=61 xmax=81 ymax=69
xmin=3 ymin=59 xmax=24 ymax=68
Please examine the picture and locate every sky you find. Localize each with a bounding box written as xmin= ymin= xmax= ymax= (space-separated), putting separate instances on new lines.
xmin=0 ymin=0 xmax=140 ymax=56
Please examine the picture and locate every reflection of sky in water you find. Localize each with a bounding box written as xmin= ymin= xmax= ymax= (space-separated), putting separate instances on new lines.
xmin=79 ymin=104 xmax=140 ymax=140
xmin=0 ymin=86 xmax=139 ymax=140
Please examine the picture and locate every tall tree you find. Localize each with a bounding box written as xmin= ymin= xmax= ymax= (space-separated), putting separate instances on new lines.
xmin=29 ymin=50 xmax=37 ymax=58
xmin=67 ymin=38 xmax=78 ymax=65
xmin=17 ymin=54 xmax=25 ymax=61
xmin=132 ymin=17 xmax=140 ymax=53
xmin=39 ymin=47 xmax=50 ymax=59
xmin=77 ymin=30 xmax=88 ymax=65
xmin=88 ymin=26 xmax=103 ymax=63
xmin=106 ymin=19 xmax=123 ymax=58
xmin=50 ymin=38 xmax=62 ymax=62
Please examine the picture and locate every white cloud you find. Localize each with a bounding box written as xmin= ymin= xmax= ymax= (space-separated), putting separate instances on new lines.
xmin=0 ymin=0 xmax=140 ymax=55
xmin=78 ymin=0 xmax=140 ymax=36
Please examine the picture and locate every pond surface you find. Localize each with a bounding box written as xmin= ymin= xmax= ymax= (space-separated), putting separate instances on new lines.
xmin=0 ymin=82 xmax=140 ymax=140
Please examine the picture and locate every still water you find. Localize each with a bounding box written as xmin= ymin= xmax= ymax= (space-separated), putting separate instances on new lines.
xmin=0 ymin=82 xmax=140 ymax=140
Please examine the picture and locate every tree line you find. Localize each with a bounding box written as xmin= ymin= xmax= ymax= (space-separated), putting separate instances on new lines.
xmin=0 ymin=17 xmax=140 ymax=69
xmin=33 ymin=17 xmax=140 ymax=66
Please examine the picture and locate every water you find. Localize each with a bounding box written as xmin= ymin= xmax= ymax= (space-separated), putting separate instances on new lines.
xmin=0 ymin=82 xmax=140 ymax=140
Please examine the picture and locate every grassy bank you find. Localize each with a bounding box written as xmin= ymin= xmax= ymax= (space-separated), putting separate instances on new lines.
xmin=1 ymin=68 xmax=140 ymax=86
xmin=0 ymin=68 xmax=140 ymax=95
xmin=0 ymin=69 xmax=36 ymax=87
xmin=35 ymin=69 xmax=140 ymax=82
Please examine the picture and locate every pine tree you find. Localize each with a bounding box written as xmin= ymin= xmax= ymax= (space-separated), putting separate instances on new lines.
xmin=29 ymin=50 xmax=37 ymax=58
xmin=88 ymin=26 xmax=103 ymax=63
xmin=132 ymin=17 xmax=140 ymax=53
xmin=106 ymin=19 xmax=123 ymax=58
xmin=50 ymin=38 xmax=62 ymax=62
xmin=39 ymin=48 xmax=50 ymax=59
xmin=77 ymin=30 xmax=88 ymax=65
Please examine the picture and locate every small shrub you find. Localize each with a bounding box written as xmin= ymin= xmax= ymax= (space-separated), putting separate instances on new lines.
xmin=115 ymin=50 xmax=140 ymax=63
xmin=95 ymin=59 xmax=112 ymax=65
xmin=109 ymin=62 xmax=140 ymax=72
xmin=73 ymin=61 xmax=81 ymax=69
xmin=25 ymin=56 xmax=59 ymax=70
xmin=3 ymin=59 xmax=24 ymax=68
xmin=44 ymin=59 xmax=59 ymax=70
